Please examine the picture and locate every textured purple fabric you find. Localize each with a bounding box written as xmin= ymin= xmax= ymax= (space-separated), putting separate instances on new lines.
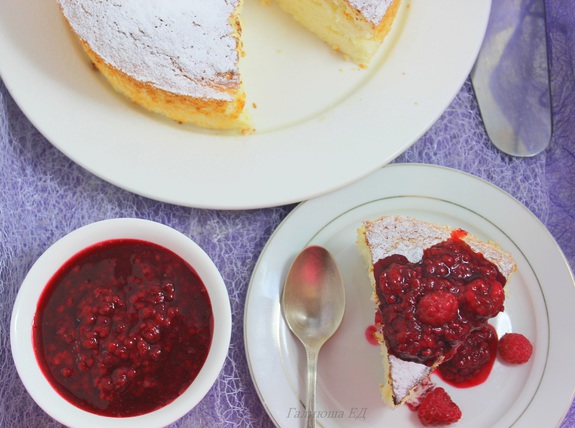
xmin=0 ymin=1 xmax=574 ymax=427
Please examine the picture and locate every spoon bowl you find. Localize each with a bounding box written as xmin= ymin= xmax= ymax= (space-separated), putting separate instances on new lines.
xmin=282 ymin=245 xmax=345 ymax=427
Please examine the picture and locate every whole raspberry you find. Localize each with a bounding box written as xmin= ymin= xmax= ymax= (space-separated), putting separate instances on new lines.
xmin=498 ymin=333 xmax=533 ymax=364
xmin=462 ymin=278 xmax=504 ymax=318
xmin=416 ymin=291 xmax=459 ymax=326
xmin=417 ymin=387 xmax=462 ymax=426
xmin=378 ymin=262 xmax=421 ymax=305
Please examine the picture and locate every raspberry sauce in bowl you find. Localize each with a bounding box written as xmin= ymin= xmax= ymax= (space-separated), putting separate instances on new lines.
xmin=11 ymin=219 xmax=231 ymax=428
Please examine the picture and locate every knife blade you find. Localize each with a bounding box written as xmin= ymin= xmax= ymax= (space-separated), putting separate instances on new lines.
xmin=470 ymin=0 xmax=552 ymax=157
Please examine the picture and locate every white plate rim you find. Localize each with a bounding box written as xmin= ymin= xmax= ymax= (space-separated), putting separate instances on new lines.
xmin=0 ymin=0 xmax=490 ymax=209
xmin=244 ymin=164 xmax=575 ymax=427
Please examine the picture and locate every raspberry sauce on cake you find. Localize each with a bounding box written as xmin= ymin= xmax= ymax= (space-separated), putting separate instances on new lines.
xmin=373 ymin=233 xmax=507 ymax=365
xmin=436 ymin=323 xmax=499 ymax=388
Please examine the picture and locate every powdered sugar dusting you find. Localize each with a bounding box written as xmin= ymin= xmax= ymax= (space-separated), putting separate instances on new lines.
xmin=364 ymin=216 xmax=450 ymax=264
xmin=466 ymin=241 xmax=516 ymax=279
xmin=347 ymin=0 xmax=394 ymax=25
xmin=405 ymin=378 xmax=436 ymax=409
xmin=58 ymin=0 xmax=241 ymax=100
xmin=363 ymin=216 xmax=516 ymax=279
xmin=389 ymin=355 xmax=431 ymax=403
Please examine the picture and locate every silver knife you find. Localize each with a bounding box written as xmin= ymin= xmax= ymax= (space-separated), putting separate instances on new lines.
xmin=470 ymin=0 xmax=552 ymax=157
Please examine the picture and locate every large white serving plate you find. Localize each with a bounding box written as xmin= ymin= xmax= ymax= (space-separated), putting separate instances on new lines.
xmin=245 ymin=164 xmax=575 ymax=427
xmin=0 ymin=0 xmax=489 ymax=209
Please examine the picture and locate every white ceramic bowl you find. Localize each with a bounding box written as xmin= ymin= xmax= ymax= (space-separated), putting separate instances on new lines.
xmin=10 ymin=218 xmax=232 ymax=428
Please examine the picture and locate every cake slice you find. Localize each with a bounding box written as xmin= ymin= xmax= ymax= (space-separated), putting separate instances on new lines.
xmin=57 ymin=0 xmax=251 ymax=132
xmin=273 ymin=0 xmax=402 ymax=66
xmin=357 ymin=215 xmax=516 ymax=407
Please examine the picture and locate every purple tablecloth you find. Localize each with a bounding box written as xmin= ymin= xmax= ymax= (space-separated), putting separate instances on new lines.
xmin=1 ymin=1 xmax=574 ymax=427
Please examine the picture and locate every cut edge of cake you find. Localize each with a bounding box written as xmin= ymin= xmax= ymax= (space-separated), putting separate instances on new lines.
xmin=356 ymin=215 xmax=517 ymax=407
xmin=57 ymin=0 xmax=404 ymax=132
xmin=272 ymin=0 xmax=403 ymax=66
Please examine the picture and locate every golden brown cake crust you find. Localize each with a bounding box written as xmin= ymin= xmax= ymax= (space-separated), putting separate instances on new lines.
xmin=79 ymin=40 xmax=248 ymax=130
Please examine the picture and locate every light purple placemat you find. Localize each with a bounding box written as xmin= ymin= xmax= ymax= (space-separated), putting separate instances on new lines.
xmin=1 ymin=1 xmax=574 ymax=427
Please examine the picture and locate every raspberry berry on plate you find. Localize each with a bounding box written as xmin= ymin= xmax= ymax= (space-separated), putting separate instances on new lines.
xmin=498 ymin=333 xmax=533 ymax=364
xmin=417 ymin=387 xmax=462 ymax=426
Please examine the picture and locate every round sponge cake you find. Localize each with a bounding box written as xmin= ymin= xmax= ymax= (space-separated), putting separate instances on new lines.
xmin=57 ymin=0 xmax=251 ymax=132
xmin=57 ymin=0 xmax=402 ymax=133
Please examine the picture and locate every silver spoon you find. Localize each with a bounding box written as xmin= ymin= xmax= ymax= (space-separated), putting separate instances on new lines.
xmin=282 ymin=246 xmax=345 ymax=428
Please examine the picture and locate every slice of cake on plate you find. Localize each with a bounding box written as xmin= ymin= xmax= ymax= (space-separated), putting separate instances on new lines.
xmin=356 ymin=215 xmax=516 ymax=407
xmin=273 ymin=0 xmax=403 ymax=66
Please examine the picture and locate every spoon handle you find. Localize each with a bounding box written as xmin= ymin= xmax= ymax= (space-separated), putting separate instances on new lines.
xmin=305 ymin=346 xmax=319 ymax=428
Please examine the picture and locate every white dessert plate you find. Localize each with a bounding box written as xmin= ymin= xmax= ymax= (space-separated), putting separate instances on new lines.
xmin=244 ymin=164 xmax=575 ymax=427
xmin=0 ymin=0 xmax=489 ymax=209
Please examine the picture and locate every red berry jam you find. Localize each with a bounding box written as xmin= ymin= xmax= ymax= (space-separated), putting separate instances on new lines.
xmin=374 ymin=233 xmax=506 ymax=365
xmin=365 ymin=324 xmax=379 ymax=346
xmin=437 ymin=323 xmax=498 ymax=387
xmin=33 ymin=239 xmax=214 ymax=417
